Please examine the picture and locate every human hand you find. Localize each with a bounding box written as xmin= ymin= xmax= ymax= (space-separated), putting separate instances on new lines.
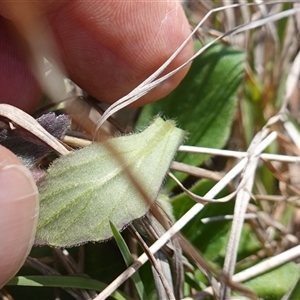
xmin=0 ymin=0 xmax=193 ymax=288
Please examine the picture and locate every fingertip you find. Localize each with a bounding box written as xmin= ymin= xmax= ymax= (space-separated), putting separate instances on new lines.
xmin=130 ymin=2 xmax=194 ymax=106
xmin=47 ymin=0 xmax=193 ymax=105
xmin=0 ymin=17 xmax=42 ymax=112
xmin=0 ymin=146 xmax=39 ymax=288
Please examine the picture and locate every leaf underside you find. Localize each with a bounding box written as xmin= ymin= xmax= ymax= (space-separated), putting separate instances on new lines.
xmin=35 ymin=117 xmax=185 ymax=247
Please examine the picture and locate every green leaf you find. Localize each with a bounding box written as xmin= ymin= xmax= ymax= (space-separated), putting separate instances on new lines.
xmin=110 ymin=221 xmax=147 ymax=300
xmin=6 ymin=275 xmax=130 ymax=300
xmin=244 ymin=262 xmax=300 ymax=299
xmin=35 ymin=117 xmax=185 ymax=247
xmin=137 ymin=43 xmax=245 ymax=189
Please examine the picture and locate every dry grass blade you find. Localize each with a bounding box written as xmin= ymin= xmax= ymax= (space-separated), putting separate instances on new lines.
xmin=170 ymin=161 xmax=224 ymax=181
xmin=281 ymin=51 xmax=300 ymax=111
xmin=222 ymin=0 xmax=236 ymax=32
xmin=179 ymin=145 xmax=300 ymax=163
xmin=282 ymin=115 xmax=300 ymax=150
xmin=232 ymin=244 xmax=300 ymax=283
xmin=62 ymin=135 xmax=92 ymax=148
xmin=129 ymin=225 xmax=176 ymax=300
xmin=0 ymin=104 xmax=69 ymax=155
xmin=168 ymin=172 xmax=236 ymax=204
xmin=220 ymin=131 xmax=278 ymax=299
xmin=233 ymin=5 xmax=300 ymax=35
xmin=254 ymin=0 xmax=279 ymax=45
xmin=200 ymin=213 xmax=257 ymax=224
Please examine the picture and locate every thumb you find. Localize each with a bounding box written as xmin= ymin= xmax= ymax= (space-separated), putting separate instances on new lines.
xmin=0 ymin=145 xmax=39 ymax=288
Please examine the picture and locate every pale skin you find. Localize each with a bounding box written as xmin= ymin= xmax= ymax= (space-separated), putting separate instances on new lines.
xmin=0 ymin=0 xmax=193 ymax=288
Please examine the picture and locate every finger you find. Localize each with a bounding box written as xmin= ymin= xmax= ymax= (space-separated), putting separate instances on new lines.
xmin=0 ymin=145 xmax=39 ymax=288
xmin=0 ymin=17 xmax=42 ymax=112
xmin=0 ymin=1 xmax=193 ymax=110
xmin=47 ymin=0 xmax=193 ymax=105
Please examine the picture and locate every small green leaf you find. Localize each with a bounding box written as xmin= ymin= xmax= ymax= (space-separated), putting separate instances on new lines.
xmin=6 ymin=275 xmax=130 ymax=300
xmin=137 ymin=42 xmax=245 ymax=189
xmin=110 ymin=221 xmax=147 ymax=300
xmin=35 ymin=117 xmax=185 ymax=247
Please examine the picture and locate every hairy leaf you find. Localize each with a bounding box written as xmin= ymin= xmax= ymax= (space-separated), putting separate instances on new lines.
xmin=35 ymin=117 xmax=185 ymax=247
